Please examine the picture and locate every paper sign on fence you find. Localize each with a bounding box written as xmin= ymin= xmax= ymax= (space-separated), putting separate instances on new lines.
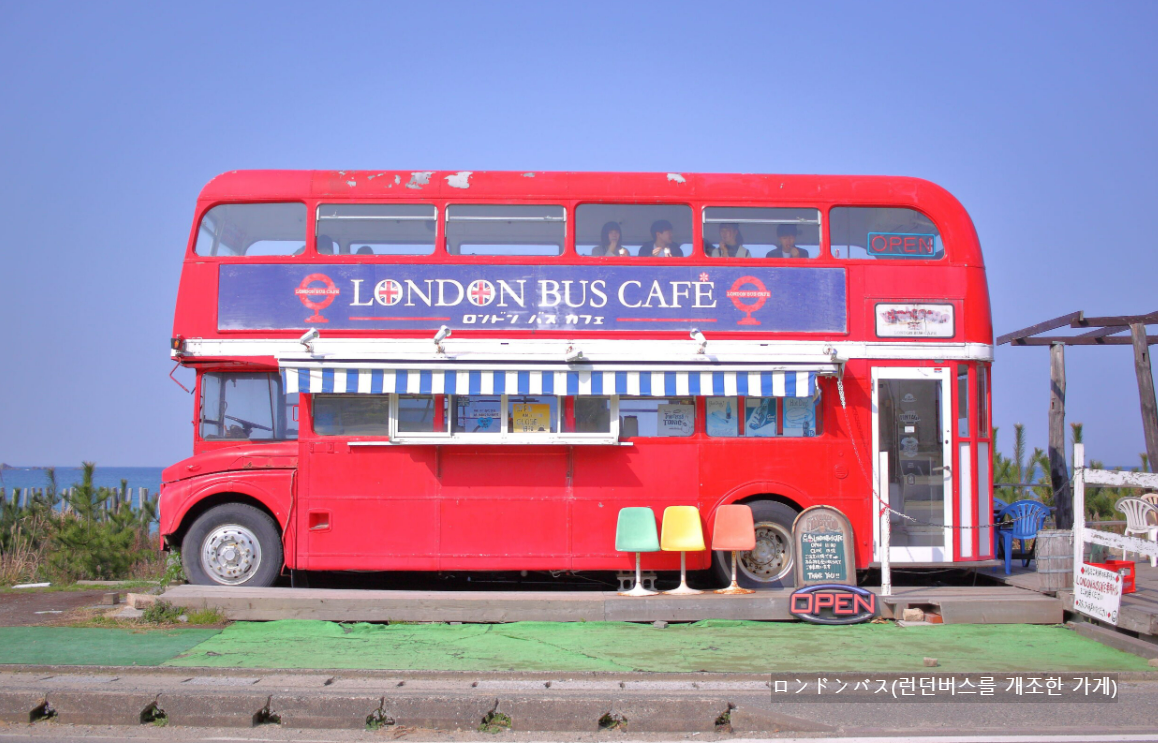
xmin=1073 ymin=562 xmax=1123 ymax=625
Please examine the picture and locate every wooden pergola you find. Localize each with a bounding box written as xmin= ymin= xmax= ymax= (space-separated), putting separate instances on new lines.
xmin=997 ymin=310 xmax=1158 ymax=529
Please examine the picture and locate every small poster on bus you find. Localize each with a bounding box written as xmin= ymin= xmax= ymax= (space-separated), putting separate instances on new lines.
xmin=511 ymin=403 xmax=551 ymax=433
xmin=657 ymin=404 xmax=695 ymax=436
xmin=705 ymin=398 xmax=739 ymax=437
xmin=744 ymin=398 xmax=778 ymax=437
xmin=455 ymin=397 xmax=501 ymax=433
xmin=783 ymin=398 xmax=817 ymax=437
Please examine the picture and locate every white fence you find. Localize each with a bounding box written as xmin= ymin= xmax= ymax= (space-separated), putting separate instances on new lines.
xmin=1072 ymin=442 xmax=1158 ymax=570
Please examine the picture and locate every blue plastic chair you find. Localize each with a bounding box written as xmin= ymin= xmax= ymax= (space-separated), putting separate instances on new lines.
xmin=996 ymin=500 xmax=1051 ymax=575
xmin=990 ymin=498 xmax=1009 ymax=557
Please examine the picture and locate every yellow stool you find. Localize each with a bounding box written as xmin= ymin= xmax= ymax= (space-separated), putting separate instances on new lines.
xmin=661 ymin=506 xmax=706 ymax=595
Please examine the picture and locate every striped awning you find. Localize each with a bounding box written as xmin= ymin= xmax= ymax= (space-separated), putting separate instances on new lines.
xmin=281 ymin=366 xmax=826 ymax=398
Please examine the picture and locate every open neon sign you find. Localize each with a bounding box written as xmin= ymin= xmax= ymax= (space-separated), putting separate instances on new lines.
xmin=867 ymin=232 xmax=938 ymax=259
xmin=789 ymin=584 xmax=877 ymax=625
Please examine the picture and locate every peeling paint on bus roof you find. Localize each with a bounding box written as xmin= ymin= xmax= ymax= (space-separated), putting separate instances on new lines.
xmin=346 ymin=180 xmax=357 ymax=187
xmin=523 ymin=172 xmax=535 ymax=178
xmin=445 ymin=171 xmax=473 ymax=189
xmin=666 ymin=173 xmax=686 ymax=184
xmin=394 ymin=175 xmax=401 ymax=185
xmin=406 ymin=171 xmax=433 ymax=189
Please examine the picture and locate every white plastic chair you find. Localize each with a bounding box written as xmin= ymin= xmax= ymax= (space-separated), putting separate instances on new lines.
xmin=1141 ymin=493 xmax=1158 ymax=525
xmin=1115 ymin=498 xmax=1158 ymax=567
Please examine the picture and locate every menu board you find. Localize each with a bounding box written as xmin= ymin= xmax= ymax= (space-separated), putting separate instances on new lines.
xmin=793 ymin=506 xmax=857 ymax=586
xmin=744 ymin=397 xmax=778 ymax=437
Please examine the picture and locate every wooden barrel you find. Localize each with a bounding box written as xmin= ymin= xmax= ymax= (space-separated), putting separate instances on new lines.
xmin=1035 ymin=529 xmax=1074 ymax=593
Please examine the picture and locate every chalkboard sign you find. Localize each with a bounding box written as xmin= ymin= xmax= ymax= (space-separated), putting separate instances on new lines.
xmin=793 ymin=506 xmax=857 ymax=586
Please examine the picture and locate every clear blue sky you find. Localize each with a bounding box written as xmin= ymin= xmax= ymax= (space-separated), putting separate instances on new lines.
xmin=1 ymin=2 xmax=1155 ymax=467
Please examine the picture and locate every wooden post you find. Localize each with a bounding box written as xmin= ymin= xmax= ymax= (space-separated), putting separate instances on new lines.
xmin=1049 ymin=343 xmax=1073 ymax=529
xmin=1131 ymin=322 xmax=1158 ymax=472
xmin=1073 ymin=443 xmax=1085 ymax=579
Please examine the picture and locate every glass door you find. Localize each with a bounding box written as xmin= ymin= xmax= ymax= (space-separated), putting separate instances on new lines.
xmin=871 ymin=367 xmax=953 ymax=562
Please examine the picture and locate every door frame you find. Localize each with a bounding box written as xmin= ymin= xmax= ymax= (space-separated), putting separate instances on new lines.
xmin=870 ymin=366 xmax=954 ymax=562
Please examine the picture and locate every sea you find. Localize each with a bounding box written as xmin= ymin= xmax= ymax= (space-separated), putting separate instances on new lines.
xmin=0 ymin=466 xmax=166 ymax=497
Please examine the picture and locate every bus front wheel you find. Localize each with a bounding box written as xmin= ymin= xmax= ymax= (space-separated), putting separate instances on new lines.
xmin=711 ymin=500 xmax=798 ymax=590
xmin=181 ymin=503 xmax=282 ymax=588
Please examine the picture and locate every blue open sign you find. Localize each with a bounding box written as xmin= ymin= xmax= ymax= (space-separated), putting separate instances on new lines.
xmin=867 ymin=232 xmax=939 ymax=259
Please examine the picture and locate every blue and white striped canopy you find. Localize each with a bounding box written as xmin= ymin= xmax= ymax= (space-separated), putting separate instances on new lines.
xmin=281 ymin=367 xmax=820 ymax=398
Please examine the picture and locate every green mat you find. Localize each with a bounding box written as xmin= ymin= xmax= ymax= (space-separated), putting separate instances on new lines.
xmin=164 ymin=620 xmax=1152 ymax=673
xmin=0 ymin=627 xmax=220 ymax=667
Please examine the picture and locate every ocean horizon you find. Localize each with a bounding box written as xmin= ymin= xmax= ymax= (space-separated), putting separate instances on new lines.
xmin=0 ymin=466 xmax=165 ymax=496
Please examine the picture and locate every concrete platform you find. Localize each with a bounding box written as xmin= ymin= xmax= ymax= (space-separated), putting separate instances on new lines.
xmin=162 ymin=582 xmax=1062 ymax=624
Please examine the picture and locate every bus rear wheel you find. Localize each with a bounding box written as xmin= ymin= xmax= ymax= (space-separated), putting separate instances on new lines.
xmin=711 ymin=500 xmax=798 ymax=590
xmin=182 ymin=503 xmax=282 ymax=587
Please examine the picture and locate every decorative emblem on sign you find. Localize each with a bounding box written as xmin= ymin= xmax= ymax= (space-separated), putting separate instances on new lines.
xmin=294 ymin=273 xmax=339 ymax=323
xmin=725 ymin=276 xmax=771 ymax=325
xmin=374 ymin=279 xmax=403 ymax=306
xmin=467 ymin=279 xmax=496 ymax=307
xmin=789 ymin=584 xmax=877 ymax=625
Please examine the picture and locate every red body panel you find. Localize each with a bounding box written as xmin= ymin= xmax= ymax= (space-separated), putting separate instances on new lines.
xmin=162 ymin=171 xmax=993 ymax=575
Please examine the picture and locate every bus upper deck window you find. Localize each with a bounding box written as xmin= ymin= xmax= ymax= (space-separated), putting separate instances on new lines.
xmin=576 ymin=204 xmax=693 ymax=258
xmin=194 ymin=203 xmax=307 ymax=257
xmin=830 ymin=207 xmax=944 ymax=260
xmin=316 ymin=204 xmax=436 ymax=256
xmin=446 ymin=205 xmax=565 ymax=256
xmin=702 ymin=207 xmax=820 ymax=259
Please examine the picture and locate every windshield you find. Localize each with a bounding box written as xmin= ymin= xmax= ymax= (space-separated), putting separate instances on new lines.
xmin=199 ymin=372 xmax=299 ymax=441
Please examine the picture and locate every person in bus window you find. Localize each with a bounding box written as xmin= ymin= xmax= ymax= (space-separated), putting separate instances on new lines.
xmin=356 ymin=245 xmax=374 ymax=255
xmin=592 ymin=221 xmax=630 ymax=256
xmin=317 ymin=234 xmax=336 ymax=255
xmin=638 ymin=219 xmax=684 ymax=257
xmin=766 ymin=224 xmax=805 ymax=259
xmin=707 ymin=223 xmax=750 ymax=258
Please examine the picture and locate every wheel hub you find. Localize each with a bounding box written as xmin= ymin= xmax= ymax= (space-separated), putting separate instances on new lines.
xmin=202 ymin=525 xmax=262 ymax=585
xmin=737 ymin=521 xmax=793 ymax=583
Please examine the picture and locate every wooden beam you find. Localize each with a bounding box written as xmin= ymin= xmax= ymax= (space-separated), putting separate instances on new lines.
xmin=997 ymin=311 xmax=1083 ymax=346
xmin=1005 ymin=335 xmax=1158 ymax=346
xmin=1078 ymin=311 xmax=1158 ymax=327
xmin=1049 ymin=343 xmax=1073 ymax=529
xmin=1132 ymin=322 xmax=1158 ymax=472
xmin=1076 ymin=326 xmax=1129 ymax=340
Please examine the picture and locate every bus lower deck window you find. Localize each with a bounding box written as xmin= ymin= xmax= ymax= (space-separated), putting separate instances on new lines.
xmin=313 ymin=395 xmax=390 ymax=436
xmin=619 ymin=398 xmax=695 ymax=438
xmin=574 ymin=397 xmax=612 ymax=433
xmin=507 ymin=395 xmax=559 ymax=433
xmin=398 ymin=395 xmax=449 ymax=433
xmin=453 ymin=395 xmax=503 ymax=434
xmin=706 ymin=396 xmax=821 ymax=437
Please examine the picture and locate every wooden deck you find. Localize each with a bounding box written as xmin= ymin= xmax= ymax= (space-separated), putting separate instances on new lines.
xmin=982 ymin=558 xmax=1158 ymax=637
xmin=162 ymin=581 xmax=1061 ymax=625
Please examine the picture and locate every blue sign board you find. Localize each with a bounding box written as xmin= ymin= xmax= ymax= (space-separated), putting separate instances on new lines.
xmin=218 ymin=264 xmax=846 ymax=333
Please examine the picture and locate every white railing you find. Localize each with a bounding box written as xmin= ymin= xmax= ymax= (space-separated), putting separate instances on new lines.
xmin=1072 ymin=443 xmax=1158 ymax=572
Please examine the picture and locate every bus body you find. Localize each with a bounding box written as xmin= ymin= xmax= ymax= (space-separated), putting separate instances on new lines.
xmin=160 ymin=170 xmax=993 ymax=588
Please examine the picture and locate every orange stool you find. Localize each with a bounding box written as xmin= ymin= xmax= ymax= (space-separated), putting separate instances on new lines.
xmin=711 ymin=504 xmax=756 ymax=594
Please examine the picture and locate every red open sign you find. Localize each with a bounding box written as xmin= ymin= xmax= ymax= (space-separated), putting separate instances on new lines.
xmin=789 ymin=584 xmax=877 ymax=625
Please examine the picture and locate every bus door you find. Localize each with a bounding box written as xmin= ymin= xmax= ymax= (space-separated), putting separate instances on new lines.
xmin=871 ymin=367 xmax=954 ymax=562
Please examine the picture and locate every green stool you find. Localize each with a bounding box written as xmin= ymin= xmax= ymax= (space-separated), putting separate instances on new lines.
xmin=616 ymin=507 xmax=661 ymax=596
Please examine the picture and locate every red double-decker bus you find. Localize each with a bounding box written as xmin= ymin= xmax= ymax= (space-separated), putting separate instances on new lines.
xmin=160 ymin=170 xmax=993 ymax=589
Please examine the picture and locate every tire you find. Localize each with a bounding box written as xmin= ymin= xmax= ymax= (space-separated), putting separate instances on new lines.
xmin=182 ymin=503 xmax=283 ymax=587
xmin=711 ymin=500 xmax=798 ymax=590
